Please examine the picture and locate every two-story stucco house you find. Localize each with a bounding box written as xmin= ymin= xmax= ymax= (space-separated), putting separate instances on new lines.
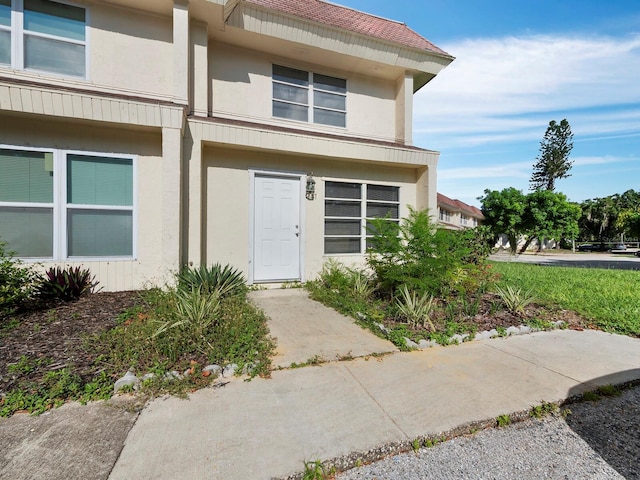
xmin=437 ymin=193 xmax=484 ymax=231
xmin=0 ymin=0 xmax=453 ymax=290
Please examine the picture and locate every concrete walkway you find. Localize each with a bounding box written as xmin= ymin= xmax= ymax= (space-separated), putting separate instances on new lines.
xmin=249 ymin=289 xmax=397 ymax=368
xmin=2 ymin=290 xmax=640 ymax=480
xmin=109 ymin=329 xmax=640 ymax=480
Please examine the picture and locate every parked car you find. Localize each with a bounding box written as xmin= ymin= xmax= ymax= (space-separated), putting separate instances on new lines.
xmin=635 ymin=250 xmax=640 ymax=258
xmin=578 ymin=243 xmax=607 ymax=252
xmin=611 ymin=243 xmax=627 ymax=251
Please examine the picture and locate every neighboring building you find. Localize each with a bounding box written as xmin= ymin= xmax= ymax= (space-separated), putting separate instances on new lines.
xmin=437 ymin=193 xmax=484 ymax=230
xmin=0 ymin=0 xmax=453 ymax=290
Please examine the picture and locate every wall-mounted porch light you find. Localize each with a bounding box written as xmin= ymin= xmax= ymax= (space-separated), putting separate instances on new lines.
xmin=305 ymin=173 xmax=316 ymax=200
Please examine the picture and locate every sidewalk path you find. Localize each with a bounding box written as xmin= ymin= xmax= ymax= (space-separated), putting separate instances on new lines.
xmin=249 ymin=289 xmax=397 ymax=368
xmin=108 ymin=329 xmax=640 ymax=480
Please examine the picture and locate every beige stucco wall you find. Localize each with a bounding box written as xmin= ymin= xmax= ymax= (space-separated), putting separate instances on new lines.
xmin=202 ymin=146 xmax=419 ymax=283
xmin=0 ymin=2 xmax=174 ymax=101
xmin=89 ymin=3 xmax=173 ymax=98
xmin=0 ymin=113 xmax=168 ymax=291
xmin=210 ymin=43 xmax=398 ymax=142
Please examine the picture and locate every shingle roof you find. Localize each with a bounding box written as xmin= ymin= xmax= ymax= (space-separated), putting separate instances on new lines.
xmin=243 ymin=0 xmax=450 ymax=57
xmin=438 ymin=193 xmax=484 ymax=219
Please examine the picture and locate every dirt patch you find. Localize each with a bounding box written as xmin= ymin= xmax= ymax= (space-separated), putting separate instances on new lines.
xmin=0 ymin=291 xmax=143 ymax=394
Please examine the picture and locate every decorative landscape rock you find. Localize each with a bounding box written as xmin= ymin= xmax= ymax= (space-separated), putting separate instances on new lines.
xmin=403 ymin=337 xmax=419 ymax=349
xmin=222 ymin=363 xmax=238 ymax=377
xmin=164 ymin=370 xmax=183 ymax=380
xmin=506 ymin=326 xmax=521 ymax=336
xmin=474 ymin=330 xmax=493 ymax=341
xmin=376 ymin=323 xmax=390 ymax=335
xmin=114 ymin=371 xmax=139 ymax=394
xmin=141 ymin=373 xmax=155 ymax=381
xmin=202 ymin=365 xmax=221 ymax=378
xmin=449 ymin=334 xmax=469 ymax=344
xmin=418 ymin=339 xmax=438 ymax=349
xmin=519 ymin=325 xmax=532 ymax=335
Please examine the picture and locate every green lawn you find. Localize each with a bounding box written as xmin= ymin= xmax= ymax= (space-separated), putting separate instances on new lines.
xmin=491 ymin=262 xmax=640 ymax=336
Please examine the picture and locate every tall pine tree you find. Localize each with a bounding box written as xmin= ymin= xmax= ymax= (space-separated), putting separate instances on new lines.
xmin=530 ymin=119 xmax=574 ymax=191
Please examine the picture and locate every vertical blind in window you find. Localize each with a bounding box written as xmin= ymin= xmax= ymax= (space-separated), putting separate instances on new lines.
xmin=66 ymin=155 xmax=133 ymax=257
xmin=0 ymin=148 xmax=54 ymax=257
xmin=0 ymin=148 xmax=135 ymax=259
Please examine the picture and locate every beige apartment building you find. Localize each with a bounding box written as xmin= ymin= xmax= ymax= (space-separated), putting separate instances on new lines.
xmin=437 ymin=193 xmax=484 ymax=230
xmin=0 ymin=0 xmax=453 ymax=290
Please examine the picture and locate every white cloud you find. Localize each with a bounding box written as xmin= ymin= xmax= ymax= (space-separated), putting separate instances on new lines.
xmin=572 ymin=155 xmax=626 ymax=167
xmin=414 ymin=33 xmax=640 ymax=148
xmin=438 ymin=161 xmax=531 ymax=180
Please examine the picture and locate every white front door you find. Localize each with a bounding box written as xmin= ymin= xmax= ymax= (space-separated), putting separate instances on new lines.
xmin=253 ymin=175 xmax=301 ymax=282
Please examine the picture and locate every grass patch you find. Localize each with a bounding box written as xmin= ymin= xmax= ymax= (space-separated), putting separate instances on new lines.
xmin=491 ymin=262 xmax=640 ymax=336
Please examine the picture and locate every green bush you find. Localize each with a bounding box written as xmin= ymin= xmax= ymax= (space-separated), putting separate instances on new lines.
xmin=0 ymin=239 xmax=37 ymax=317
xmin=36 ymin=266 xmax=98 ymax=301
xmin=366 ymin=207 xmax=493 ymax=298
xmin=177 ymin=263 xmax=247 ymax=297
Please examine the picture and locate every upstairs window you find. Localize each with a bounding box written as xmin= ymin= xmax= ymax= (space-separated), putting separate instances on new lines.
xmin=439 ymin=209 xmax=451 ymax=223
xmin=272 ymin=65 xmax=346 ymax=128
xmin=0 ymin=0 xmax=86 ymax=78
xmin=461 ymin=214 xmax=468 ymax=225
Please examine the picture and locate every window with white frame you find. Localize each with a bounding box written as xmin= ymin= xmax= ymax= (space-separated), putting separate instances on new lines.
xmin=0 ymin=146 xmax=134 ymax=259
xmin=272 ymin=65 xmax=346 ymax=128
xmin=0 ymin=0 xmax=86 ymax=78
xmin=461 ymin=214 xmax=468 ymax=225
xmin=439 ymin=208 xmax=451 ymax=223
xmin=324 ymin=181 xmax=399 ymax=254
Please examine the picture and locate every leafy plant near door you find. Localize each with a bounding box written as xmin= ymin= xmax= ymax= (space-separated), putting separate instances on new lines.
xmin=306 ymin=207 xmax=592 ymax=350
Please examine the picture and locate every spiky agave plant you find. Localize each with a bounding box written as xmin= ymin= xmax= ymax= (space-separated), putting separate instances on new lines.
xmin=177 ymin=263 xmax=246 ymax=298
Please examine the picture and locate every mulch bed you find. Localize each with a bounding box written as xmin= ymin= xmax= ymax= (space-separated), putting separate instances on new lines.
xmin=0 ymin=290 xmax=590 ymax=396
xmin=0 ymin=291 xmax=143 ymax=394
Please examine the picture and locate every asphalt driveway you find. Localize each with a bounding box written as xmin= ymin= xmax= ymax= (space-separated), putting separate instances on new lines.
xmin=491 ymin=251 xmax=640 ymax=270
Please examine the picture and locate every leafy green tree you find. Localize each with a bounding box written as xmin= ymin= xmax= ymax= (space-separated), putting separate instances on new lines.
xmin=615 ymin=209 xmax=640 ymax=240
xmin=530 ymin=119 xmax=574 ymax=191
xmin=578 ymin=190 xmax=640 ymax=241
xmin=479 ymin=188 xmax=527 ymax=253
xmin=519 ymin=190 xmax=581 ymax=252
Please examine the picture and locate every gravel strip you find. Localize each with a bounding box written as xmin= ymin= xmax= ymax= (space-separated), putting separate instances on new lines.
xmin=337 ymin=386 xmax=640 ymax=480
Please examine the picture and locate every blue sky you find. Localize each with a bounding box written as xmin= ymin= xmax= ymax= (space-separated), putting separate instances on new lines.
xmin=339 ymin=1 xmax=640 ymax=206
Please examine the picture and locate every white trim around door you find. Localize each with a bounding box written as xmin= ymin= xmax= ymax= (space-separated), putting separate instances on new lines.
xmin=249 ymin=170 xmax=305 ymax=283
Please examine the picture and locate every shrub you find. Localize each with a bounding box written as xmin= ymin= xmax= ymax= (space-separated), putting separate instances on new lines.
xmin=366 ymin=207 xmax=493 ymax=298
xmin=36 ymin=266 xmax=98 ymax=301
xmin=0 ymin=239 xmax=37 ymax=317
xmin=177 ymin=263 xmax=246 ymax=298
